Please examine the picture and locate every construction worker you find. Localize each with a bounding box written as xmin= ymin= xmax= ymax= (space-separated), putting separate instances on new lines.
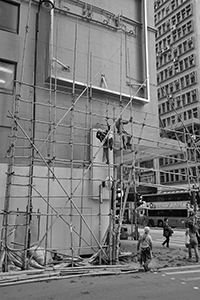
xmin=115 ymin=116 xmax=132 ymax=150
xmin=96 ymin=123 xmax=113 ymax=164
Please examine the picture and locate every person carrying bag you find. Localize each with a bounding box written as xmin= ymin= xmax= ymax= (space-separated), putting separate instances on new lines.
xmin=185 ymin=222 xmax=199 ymax=262
xmin=162 ymin=218 xmax=173 ymax=248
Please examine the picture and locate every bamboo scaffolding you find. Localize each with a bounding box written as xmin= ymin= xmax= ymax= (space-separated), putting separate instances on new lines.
xmin=2 ymin=0 xmax=200 ymax=278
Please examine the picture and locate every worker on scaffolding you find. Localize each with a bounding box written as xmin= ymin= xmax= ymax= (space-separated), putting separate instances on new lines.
xmin=115 ymin=116 xmax=133 ymax=150
xmin=96 ymin=122 xmax=113 ymax=164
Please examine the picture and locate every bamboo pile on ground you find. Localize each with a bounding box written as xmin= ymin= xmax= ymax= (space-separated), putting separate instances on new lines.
xmin=0 ymin=263 xmax=139 ymax=287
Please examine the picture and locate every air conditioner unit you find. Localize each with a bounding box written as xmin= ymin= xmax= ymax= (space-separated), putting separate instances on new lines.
xmin=173 ymin=57 xmax=179 ymax=62
xmin=171 ymin=25 xmax=176 ymax=32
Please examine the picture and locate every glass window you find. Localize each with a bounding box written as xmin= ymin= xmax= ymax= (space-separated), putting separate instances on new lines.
xmin=0 ymin=60 xmax=15 ymax=94
xmin=0 ymin=0 xmax=19 ymax=34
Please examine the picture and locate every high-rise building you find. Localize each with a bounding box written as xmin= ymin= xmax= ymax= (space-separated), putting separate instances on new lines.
xmin=154 ymin=0 xmax=200 ymax=189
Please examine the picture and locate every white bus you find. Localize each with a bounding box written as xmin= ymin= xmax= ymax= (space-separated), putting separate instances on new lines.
xmin=138 ymin=191 xmax=192 ymax=228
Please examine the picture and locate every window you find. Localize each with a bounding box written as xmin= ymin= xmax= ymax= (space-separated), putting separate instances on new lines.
xmin=179 ymin=60 xmax=183 ymax=71
xmin=188 ymin=37 xmax=194 ymax=49
xmin=191 ymin=90 xmax=197 ymax=102
xmin=178 ymin=44 xmax=183 ymax=55
xmin=160 ymin=172 xmax=165 ymax=183
xmin=176 ymin=97 xmax=181 ymax=108
xmin=185 ymin=74 xmax=190 ymax=86
xmin=187 ymin=21 xmax=193 ymax=33
xmin=181 ymin=8 xmax=186 ymax=20
xmin=182 ymin=25 xmax=187 ymax=36
xmin=184 ymin=57 xmax=189 ymax=69
xmin=183 ymin=41 xmax=187 ymax=52
xmin=175 ymin=80 xmax=180 ymax=91
xmin=190 ymin=72 xmax=196 ymax=84
xmin=177 ymin=28 xmax=182 ymax=38
xmin=0 ymin=0 xmax=19 ymax=34
xmin=180 ymin=77 xmax=185 ymax=89
xmin=192 ymin=108 xmax=198 ymax=118
xmin=162 ymin=103 xmax=166 ymax=113
xmin=0 ymin=60 xmax=15 ymax=94
xmin=186 ymin=4 xmax=192 ymax=17
xmin=181 ymin=169 xmax=186 ymax=181
xmin=188 ymin=110 xmax=192 ymax=119
xmin=189 ymin=54 xmax=195 ymax=66
xmin=159 ymin=158 xmax=164 ymax=166
xmin=186 ymin=92 xmax=191 ymax=104
xmin=171 ymin=115 xmax=175 ymax=124
xmin=169 ymin=83 xmax=174 ymax=94
xmin=166 ymin=101 xmax=170 ymax=112
xmin=182 ymin=94 xmax=186 ymax=106
xmin=177 ymin=12 xmax=181 ymax=23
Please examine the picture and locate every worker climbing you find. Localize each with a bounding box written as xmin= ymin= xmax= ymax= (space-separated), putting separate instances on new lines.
xmin=96 ymin=122 xmax=113 ymax=164
xmin=115 ymin=116 xmax=133 ymax=150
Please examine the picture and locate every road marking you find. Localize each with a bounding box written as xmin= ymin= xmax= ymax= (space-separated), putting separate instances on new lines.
xmin=193 ymin=287 xmax=199 ymax=290
xmin=159 ymin=264 xmax=200 ymax=271
xmin=181 ymin=276 xmax=200 ymax=282
xmin=156 ymin=238 xmax=185 ymax=245
xmin=165 ymin=269 xmax=200 ymax=275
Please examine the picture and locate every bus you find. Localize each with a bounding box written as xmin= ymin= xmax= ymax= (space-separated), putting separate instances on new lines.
xmin=138 ymin=190 xmax=192 ymax=228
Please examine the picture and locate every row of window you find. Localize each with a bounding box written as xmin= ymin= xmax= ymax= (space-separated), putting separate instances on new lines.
xmin=155 ymin=3 xmax=192 ymax=35
xmin=157 ymin=54 xmax=195 ymax=84
xmin=155 ymin=0 xmax=189 ymax=15
xmin=159 ymin=152 xmax=197 ymax=167
xmin=160 ymin=166 xmax=199 ymax=184
xmin=161 ymin=107 xmax=198 ymax=128
xmin=158 ymin=71 xmax=197 ymax=99
xmin=166 ymin=124 xmax=200 ymax=142
xmin=156 ymin=20 xmax=193 ymax=44
xmin=159 ymin=89 xmax=198 ymax=115
xmin=156 ymin=37 xmax=194 ymax=69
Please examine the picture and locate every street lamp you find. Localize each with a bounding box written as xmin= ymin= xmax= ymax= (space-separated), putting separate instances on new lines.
xmin=40 ymin=0 xmax=54 ymax=11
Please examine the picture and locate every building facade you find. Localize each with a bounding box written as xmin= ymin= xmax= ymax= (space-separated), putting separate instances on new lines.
xmin=155 ymin=0 xmax=200 ymax=189
xmin=0 ymin=0 xmax=159 ymax=260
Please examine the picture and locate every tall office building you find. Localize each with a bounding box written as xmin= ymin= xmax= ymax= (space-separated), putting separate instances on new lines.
xmin=154 ymin=0 xmax=200 ymax=189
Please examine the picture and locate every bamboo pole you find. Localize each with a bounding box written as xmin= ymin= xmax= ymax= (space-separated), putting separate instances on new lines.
xmin=78 ymin=27 xmax=91 ymax=255
xmin=69 ymin=18 xmax=78 ymax=264
xmin=115 ymin=28 xmax=124 ymax=264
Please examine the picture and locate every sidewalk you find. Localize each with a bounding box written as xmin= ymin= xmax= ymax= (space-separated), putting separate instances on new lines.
xmin=119 ymin=238 xmax=198 ymax=270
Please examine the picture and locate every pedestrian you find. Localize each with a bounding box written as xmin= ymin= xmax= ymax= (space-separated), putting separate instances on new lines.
xmin=96 ymin=123 xmax=113 ymax=164
xmin=137 ymin=226 xmax=153 ymax=272
xmin=185 ymin=222 xmax=199 ymax=262
xmin=162 ymin=217 xmax=173 ymax=248
xmin=115 ymin=117 xmax=132 ymax=150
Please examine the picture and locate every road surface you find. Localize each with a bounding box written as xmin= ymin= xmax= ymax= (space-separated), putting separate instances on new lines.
xmin=1 ymin=263 xmax=200 ymax=300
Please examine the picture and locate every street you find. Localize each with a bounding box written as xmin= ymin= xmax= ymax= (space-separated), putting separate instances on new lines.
xmin=1 ymin=263 xmax=200 ymax=300
xmin=1 ymin=228 xmax=200 ymax=300
xmin=126 ymin=225 xmax=186 ymax=247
